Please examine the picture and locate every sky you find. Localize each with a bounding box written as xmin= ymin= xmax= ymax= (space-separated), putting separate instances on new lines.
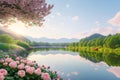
xmin=8 ymin=0 xmax=120 ymax=39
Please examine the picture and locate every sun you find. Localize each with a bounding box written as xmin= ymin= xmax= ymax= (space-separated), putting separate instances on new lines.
xmin=8 ymin=21 xmax=27 ymax=35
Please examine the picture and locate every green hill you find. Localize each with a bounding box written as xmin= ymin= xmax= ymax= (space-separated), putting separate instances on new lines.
xmin=0 ymin=27 xmax=29 ymax=42
xmin=82 ymin=33 xmax=105 ymax=41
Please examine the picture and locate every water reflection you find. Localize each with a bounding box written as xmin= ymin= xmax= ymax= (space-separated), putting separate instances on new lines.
xmin=107 ymin=67 xmax=120 ymax=78
xmin=79 ymin=52 xmax=120 ymax=66
xmin=27 ymin=49 xmax=120 ymax=80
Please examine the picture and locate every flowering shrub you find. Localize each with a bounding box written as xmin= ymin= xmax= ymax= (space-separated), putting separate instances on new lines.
xmin=0 ymin=0 xmax=54 ymax=27
xmin=0 ymin=54 xmax=62 ymax=80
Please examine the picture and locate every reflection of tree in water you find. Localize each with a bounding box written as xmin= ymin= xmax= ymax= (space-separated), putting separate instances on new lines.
xmin=79 ymin=51 xmax=103 ymax=63
xmin=103 ymin=53 xmax=120 ymax=66
xmin=79 ymin=51 xmax=120 ymax=66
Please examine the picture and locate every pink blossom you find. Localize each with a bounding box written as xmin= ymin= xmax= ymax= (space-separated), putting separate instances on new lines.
xmin=20 ymin=59 xmax=27 ymax=64
xmin=0 ymin=0 xmax=53 ymax=27
xmin=26 ymin=67 xmax=35 ymax=75
xmin=26 ymin=60 xmax=33 ymax=65
xmin=16 ymin=57 xmax=20 ymax=61
xmin=41 ymin=73 xmax=51 ymax=80
xmin=5 ymin=58 xmax=13 ymax=63
xmin=57 ymin=76 xmax=61 ymax=80
xmin=25 ymin=65 xmax=30 ymax=69
xmin=0 ymin=73 xmax=4 ymax=80
xmin=38 ymin=66 xmax=41 ymax=69
xmin=18 ymin=70 xmax=25 ymax=78
xmin=0 ymin=69 xmax=8 ymax=76
xmin=0 ymin=59 xmax=4 ymax=63
xmin=3 ymin=62 xmax=8 ymax=66
xmin=9 ymin=61 xmax=17 ymax=68
xmin=34 ymin=68 xmax=41 ymax=75
xmin=15 ymin=61 xmax=20 ymax=64
xmin=18 ymin=63 xmax=25 ymax=69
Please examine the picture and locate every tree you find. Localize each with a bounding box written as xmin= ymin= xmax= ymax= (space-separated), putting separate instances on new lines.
xmin=0 ymin=0 xmax=53 ymax=27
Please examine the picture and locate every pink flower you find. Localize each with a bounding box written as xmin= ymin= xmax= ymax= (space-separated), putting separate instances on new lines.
xmin=0 ymin=69 xmax=8 ymax=76
xmin=26 ymin=67 xmax=35 ymax=74
xmin=20 ymin=59 xmax=27 ymax=64
xmin=41 ymin=73 xmax=51 ymax=80
xmin=18 ymin=63 xmax=25 ymax=69
xmin=3 ymin=62 xmax=8 ymax=66
xmin=25 ymin=65 xmax=30 ymax=69
xmin=18 ymin=70 xmax=25 ymax=78
xmin=16 ymin=57 xmax=20 ymax=61
xmin=0 ymin=73 xmax=4 ymax=80
xmin=57 ymin=76 xmax=61 ymax=80
xmin=9 ymin=61 xmax=17 ymax=68
xmin=16 ymin=61 xmax=20 ymax=64
xmin=5 ymin=58 xmax=13 ymax=63
xmin=34 ymin=68 xmax=41 ymax=75
xmin=0 ymin=59 xmax=4 ymax=63
xmin=26 ymin=60 xmax=33 ymax=65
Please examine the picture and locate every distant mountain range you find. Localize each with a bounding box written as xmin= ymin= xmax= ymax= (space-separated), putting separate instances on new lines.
xmin=0 ymin=27 xmax=106 ymax=43
xmin=26 ymin=33 xmax=106 ymax=43
xmin=0 ymin=27 xmax=29 ymax=42
xmin=26 ymin=36 xmax=79 ymax=43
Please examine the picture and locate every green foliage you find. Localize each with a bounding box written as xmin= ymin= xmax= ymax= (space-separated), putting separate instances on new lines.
xmin=68 ymin=33 xmax=120 ymax=49
xmin=0 ymin=43 xmax=24 ymax=51
xmin=0 ymin=34 xmax=30 ymax=51
xmin=0 ymin=55 xmax=62 ymax=80
xmin=0 ymin=34 xmax=15 ymax=44
xmin=16 ymin=40 xmax=30 ymax=49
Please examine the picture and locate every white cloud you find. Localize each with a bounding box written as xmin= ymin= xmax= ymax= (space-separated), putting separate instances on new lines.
xmin=70 ymin=27 xmax=120 ymax=39
xmin=108 ymin=12 xmax=120 ymax=27
xmin=72 ymin=16 xmax=79 ymax=21
xmin=66 ymin=4 xmax=70 ymax=8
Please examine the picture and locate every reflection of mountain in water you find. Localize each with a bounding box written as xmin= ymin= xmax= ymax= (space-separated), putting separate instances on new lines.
xmin=79 ymin=52 xmax=120 ymax=66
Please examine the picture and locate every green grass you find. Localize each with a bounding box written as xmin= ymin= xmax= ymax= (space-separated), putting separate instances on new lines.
xmin=0 ymin=43 xmax=25 ymax=51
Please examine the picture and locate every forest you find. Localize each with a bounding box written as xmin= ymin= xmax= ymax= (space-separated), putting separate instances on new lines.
xmin=67 ymin=33 xmax=120 ymax=52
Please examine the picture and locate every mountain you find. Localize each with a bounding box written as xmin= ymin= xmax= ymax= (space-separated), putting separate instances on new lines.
xmin=26 ymin=36 xmax=79 ymax=43
xmin=0 ymin=27 xmax=29 ymax=42
xmin=83 ymin=33 xmax=105 ymax=41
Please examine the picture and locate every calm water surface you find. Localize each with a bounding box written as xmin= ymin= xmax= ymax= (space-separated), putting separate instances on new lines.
xmin=27 ymin=50 xmax=120 ymax=80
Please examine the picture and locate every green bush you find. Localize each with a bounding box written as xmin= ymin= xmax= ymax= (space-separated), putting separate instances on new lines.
xmin=0 ymin=43 xmax=24 ymax=51
xmin=0 ymin=34 xmax=15 ymax=44
xmin=16 ymin=40 xmax=30 ymax=49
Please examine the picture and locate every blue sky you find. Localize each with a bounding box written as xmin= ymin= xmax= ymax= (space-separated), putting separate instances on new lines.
xmin=8 ymin=0 xmax=120 ymax=39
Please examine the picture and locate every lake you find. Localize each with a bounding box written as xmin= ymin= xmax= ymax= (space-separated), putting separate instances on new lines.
xmin=27 ymin=49 xmax=120 ymax=80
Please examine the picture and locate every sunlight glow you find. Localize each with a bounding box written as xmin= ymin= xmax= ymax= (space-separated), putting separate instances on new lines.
xmin=8 ymin=21 xmax=27 ymax=35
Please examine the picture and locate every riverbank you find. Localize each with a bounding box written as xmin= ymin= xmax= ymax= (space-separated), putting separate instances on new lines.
xmin=67 ymin=46 xmax=120 ymax=54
